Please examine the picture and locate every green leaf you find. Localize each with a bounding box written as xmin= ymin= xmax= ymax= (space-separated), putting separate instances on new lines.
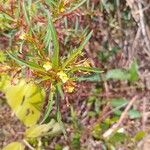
xmin=3 ymin=142 xmax=25 ymax=150
xmin=0 ymin=51 xmax=6 ymax=62
xmin=134 ymin=131 xmax=146 ymax=141
xmin=111 ymin=98 xmax=128 ymax=108
xmin=109 ymin=132 xmax=127 ymax=144
xmin=25 ymin=119 xmax=61 ymax=138
xmin=65 ymin=0 xmax=87 ymax=14
xmin=55 ymin=144 xmax=62 ymax=150
xmin=5 ymin=80 xmax=45 ymax=127
xmin=0 ymin=13 xmax=14 ymax=21
xmin=92 ymin=123 xmax=102 ymax=139
xmin=7 ymin=51 xmax=45 ymax=72
xmin=46 ymin=11 xmax=59 ymax=68
xmin=71 ymin=66 xmax=101 ymax=73
xmin=114 ymin=110 xmax=122 ymax=116
xmin=129 ymin=61 xmax=139 ymax=81
xmin=106 ymin=69 xmax=130 ymax=80
xmin=63 ymin=31 xmax=93 ymax=68
xmin=41 ymin=89 xmax=55 ymax=123
xmin=128 ymin=109 xmax=141 ymax=119
xmin=45 ymin=0 xmax=57 ymax=7
xmin=48 ymin=121 xmax=62 ymax=136
xmin=22 ymin=1 xmax=30 ymax=26
xmin=57 ymin=83 xmax=64 ymax=100
xmin=76 ymin=73 xmax=101 ymax=82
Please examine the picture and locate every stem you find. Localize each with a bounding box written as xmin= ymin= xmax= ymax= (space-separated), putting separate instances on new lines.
xmin=23 ymin=139 xmax=35 ymax=150
xmin=56 ymin=89 xmax=67 ymax=138
xmin=40 ymin=88 xmax=55 ymax=124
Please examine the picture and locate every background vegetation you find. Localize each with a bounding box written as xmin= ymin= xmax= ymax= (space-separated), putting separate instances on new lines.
xmin=0 ymin=0 xmax=150 ymax=150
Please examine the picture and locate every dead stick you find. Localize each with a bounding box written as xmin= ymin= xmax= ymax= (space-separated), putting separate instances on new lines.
xmin=103 ymin=96 xmax=138 ymax=138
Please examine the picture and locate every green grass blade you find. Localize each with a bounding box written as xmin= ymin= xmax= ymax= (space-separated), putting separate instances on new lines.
xmin=45 ymin=0 xmax=57 ymax=7
xmin=41 ymin=90 xmax=55 ymax=124
xmin=65 ymin=0 xmax=87 ymax=14
xmin=55 ymin=92 xmax=66 ymax=137
xmin=22 ymin=0 xmax=31 ymax=27
xmin=45 ymin=10 xmax=60 ymax=68
xmin=22 ymin=0 xmax=35 ymax=34
xmin=7 ymin=51 xmax=45 ymax=72
xmin=62 ymin=31 xmax=93 ymax=68
xmin=71 ymin=66 xmax=102 ymax=73
xmin=56 ymin=83 xmax=64 ymax=100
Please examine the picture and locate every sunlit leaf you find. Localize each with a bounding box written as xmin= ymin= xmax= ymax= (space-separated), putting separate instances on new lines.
xmin=134 ymin=131 xmax=146 ymax=141
xmin=0 ymin=51 xmax=6 ymax=62
xmin=25 ymin=119 xmax=62 ymax=138
xmin=26 ymin=119 xmax=53 ymax=137
xmin=2 ymin=142 xmax=25 ymax=150
xmin=5 ymin=80 xmax=45 ymax=127
xmin=0 ymin=73 xmax=10 ymax=92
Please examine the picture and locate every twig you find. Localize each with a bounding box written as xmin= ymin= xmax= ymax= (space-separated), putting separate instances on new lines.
xmin=138 ymin=1 xmax=150 ymax=57
xmin=103 ymin=96 xmax=138 ymax=138
xmin=23 ymin=139 xmax=35 ymax=150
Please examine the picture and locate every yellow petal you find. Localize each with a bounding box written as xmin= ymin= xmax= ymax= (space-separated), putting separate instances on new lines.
xmin=65 ymin=85 xmax=74 ymax=93
xmin=43 ymin=62 xmax=52 ymax=71
xmin=57 ymin=71 xmax=69 ymax=83
xmin=19 ymin=33 xmax=27 ymax=40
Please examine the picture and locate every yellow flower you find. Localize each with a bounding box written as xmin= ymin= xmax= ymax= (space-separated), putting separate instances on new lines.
xmin=65 ymin=85 xmax=74 ymax=93
xmin=60 ymin=7 xmax=65 ymax=13
xmin=19 ymin=33 xmax=27 ymax=40
xmin=43 ymin=62 xmax=52 ymax=71
xmin=57 ymin=71 xmax=69 ymax=83
xmin=64 ymin=81 xmax=76 ymax=93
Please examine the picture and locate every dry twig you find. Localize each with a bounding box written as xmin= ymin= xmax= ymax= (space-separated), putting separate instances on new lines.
xmin=103 ymin=96 xmax=138 ymax=138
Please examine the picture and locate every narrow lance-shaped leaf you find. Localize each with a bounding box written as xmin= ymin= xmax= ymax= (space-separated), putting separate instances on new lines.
xmin=64 ymin=0 xmax=87 ymax=15
xmin=41 ymin=89 xmax=55 ymax=124
xmin=45 ymin=0 xmax=57 ymax=7
xmin=57 ymin=83 xmax=64 ymax=100
xmin=22 ymin=0 xmax=30 ymax=26
xmin=63 ymin=30 xmax=93 ymax=69
xmin=45 ymin=10 xmax=60 ymax=68
xmin=25 ymin=119 xmax=56 ymax=138
xmin=76 ymin=73 xmax=101 ymax=82
xmin=7 ymin=51 xmax=45 ymax=72
xmin=56 ymin=92 xmax=66 ymax=137
xmin=70 ymin=66 xmax=101 ymax=73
